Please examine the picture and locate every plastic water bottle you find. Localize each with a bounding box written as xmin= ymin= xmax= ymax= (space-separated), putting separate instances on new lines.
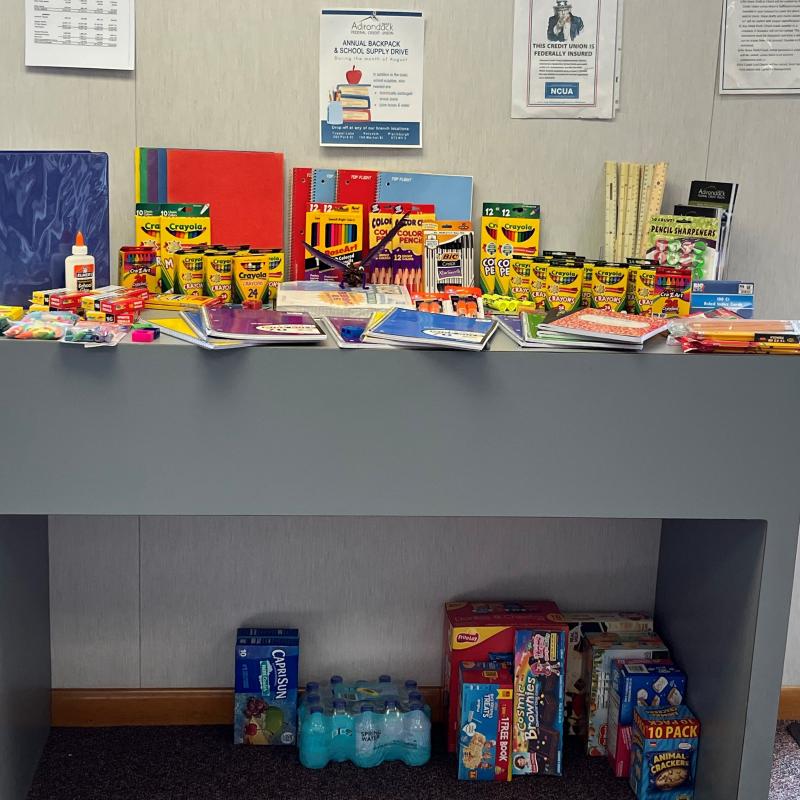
xmin=298 ymin=692 xmax=321 ymax=734
xmin=299 ymin=705 xmax=329 ymax=769
xmin=403 ymin=701 xmax=431 ymax=766
xmin=354 ymin=703 xmax=380 ymax=767
xmin=305 ymin=681 xmax=320 ymax=695
xmin=330 ymin=699 xmax=353 ymax=762
xmin=382 ymin=699 xmax=404 ymax=752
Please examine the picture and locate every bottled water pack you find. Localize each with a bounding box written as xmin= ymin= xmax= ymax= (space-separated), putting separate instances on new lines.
xmin=298 ymin=675 xmax=432 ymax=769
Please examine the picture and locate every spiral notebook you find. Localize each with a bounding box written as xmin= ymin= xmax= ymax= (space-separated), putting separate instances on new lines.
xmin=289 ymin=167 xmax=473 ymax=280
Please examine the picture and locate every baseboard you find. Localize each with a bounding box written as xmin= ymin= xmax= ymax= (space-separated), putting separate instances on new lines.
xmin=779 ymin=686 xmax=800 ymax=720
xmin=52 ymin=687 xmax=444 ymax=727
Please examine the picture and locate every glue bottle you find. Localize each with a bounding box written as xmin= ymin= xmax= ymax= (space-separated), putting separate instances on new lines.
xmin=64 ymin=231 xmax=96 ymax=292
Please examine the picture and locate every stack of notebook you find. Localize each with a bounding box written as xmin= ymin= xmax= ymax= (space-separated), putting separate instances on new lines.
xmin=497 ymin=308 xmax=669 ymax=352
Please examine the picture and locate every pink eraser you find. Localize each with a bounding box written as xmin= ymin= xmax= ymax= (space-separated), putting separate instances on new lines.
xmin=132 ymin=329 xmax=156 ymax=343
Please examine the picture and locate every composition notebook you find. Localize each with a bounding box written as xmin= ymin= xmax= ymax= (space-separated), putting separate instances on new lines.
xmin=135 ymin=148 xmax=284 ymax=250
xmin=0 ymin=151 xmax=110 ymax=305
xmin=289 ymin=167 xmax=474 ymax=280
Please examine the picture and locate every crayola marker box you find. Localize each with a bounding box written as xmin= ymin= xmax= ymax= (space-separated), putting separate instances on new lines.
xmin=159 ymin=204 xmax=212 ymax=292
xmin=480 ymin=204 xmax=541 ymax=297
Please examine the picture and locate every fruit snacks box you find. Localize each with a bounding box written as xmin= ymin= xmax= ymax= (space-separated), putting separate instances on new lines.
xmin=606 ymin=659 xmax=677 ymax=778
xmin=583 ymin=631 xmax=668 ymax=756
xmin=234 ymin=628 xmax=299 ymax=746
xmin=458 ymin=663 xmax=513 ymax=781
xmin=443 ymin=600 xmax=562 ymax=753
xmin=512 ymin=627 xmax=567 ymax=777
xmin=630 ymin=705 xmax=700 ymax=800
xmin=562 ymin=612 xmax=653 ymax=737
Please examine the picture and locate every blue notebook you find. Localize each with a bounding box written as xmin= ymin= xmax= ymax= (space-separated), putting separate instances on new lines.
xmin=376 ymin=171 xmax=473 ymax=220
xmin=365 ymin=307 xmax=496 ymax=351
xmin=0 ymin=151 xmax=110 ymax=305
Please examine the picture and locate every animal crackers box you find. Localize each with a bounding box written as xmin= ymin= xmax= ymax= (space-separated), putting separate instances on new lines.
xmin=630 ymin=705 xmax=700 ymax=800
xmin=458 ymin=664 xmax=513 ymax=781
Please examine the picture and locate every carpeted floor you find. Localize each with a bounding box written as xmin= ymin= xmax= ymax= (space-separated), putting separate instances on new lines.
xmin=27 ymin=723 xmax=800 ymax=799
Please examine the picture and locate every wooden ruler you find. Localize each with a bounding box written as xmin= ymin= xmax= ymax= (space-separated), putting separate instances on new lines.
xmin=615 ymin=162 xmax=629 ymax=262
xmin=636 ymin=163 xmax=654 ymax=258
xmin=640 ymin=162 xmax=668 ymax=257
xmin=604 ymin=162 xmax=618 ymax=261
xmin=624 ymin=163 xmax=641 ymax=261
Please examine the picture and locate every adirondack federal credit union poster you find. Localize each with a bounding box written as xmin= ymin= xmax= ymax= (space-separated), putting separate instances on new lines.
xmin=511 ymin=0 xmax=622 ymax=119
xmin=320 ymin=9 xmax=424 ymax=148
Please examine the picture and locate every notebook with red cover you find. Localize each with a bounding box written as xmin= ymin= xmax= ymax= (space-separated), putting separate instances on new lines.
xmin=165 ymin=149 xmax=283 ymax=250
xmin=288 ymin=167 xmax=337 ymax=280
xmin=537 ymin=308 xmax=669 ymax=344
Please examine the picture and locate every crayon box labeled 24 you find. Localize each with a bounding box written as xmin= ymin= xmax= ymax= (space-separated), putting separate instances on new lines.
xmin=234 ymin=628 xmax=299 ymax=746
xmin=443 ymin=600 xmax=563 ymax=753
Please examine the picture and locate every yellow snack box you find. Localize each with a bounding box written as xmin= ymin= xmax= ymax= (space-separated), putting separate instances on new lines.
xmin=545 ymin=264 xmax=584 ymax=314
xmin=232 ymin=250 xmax=284 ymax=305
xmin=159 ymin=203 xmax=211 ymax=293
xmin=0 ymin=305 xmax=24 ymax=321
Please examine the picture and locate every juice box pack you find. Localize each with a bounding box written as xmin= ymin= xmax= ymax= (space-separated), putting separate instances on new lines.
xmin=607 ymin=659 xmax=682 ymax=778
xmin=234 ymin=627 xmax=299 ymax=746
xmin=480 ymin=204 xmax=541 ymax=295
xmin=583 ymin=631 xmax=669 ymax=756
xmin=442 ymin=600 xmax=563 ymax=753
xmin=512 ymin=627 xmax=567 ymax=777
xmin=562 ymin=612 xmax=653 ymax=737
xmin=458 ymin=663 xmax=513 ymax=781
xmin=630 ymin=705 xmax=700 ymax=800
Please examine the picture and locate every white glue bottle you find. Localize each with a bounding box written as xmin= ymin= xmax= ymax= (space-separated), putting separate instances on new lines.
xmin=64 ymin=231 xmax=96 ymax=292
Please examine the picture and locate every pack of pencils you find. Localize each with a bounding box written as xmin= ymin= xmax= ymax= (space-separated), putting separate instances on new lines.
xmin=423 ymin=221 xmax=474 ymax=291
xmin=367 ymin=203 xmax=435 ymax=293
xmin=670 ymin=318 xmax=800 ymax=354
xmin=604 ymin=162 xmax=668 ymax=262
xmin=305 ymin=203 xmax=362 ymax=271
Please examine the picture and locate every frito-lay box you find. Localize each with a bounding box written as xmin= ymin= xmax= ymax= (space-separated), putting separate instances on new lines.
xmin=607 ymin=659 xmax=677 ymax=778
xmin=458 ymin=663 xmax=513 ymax=781
xmin=443 ymin=600 xmax=563 ymax=753
xmin=583 ymin=632 xmax=669 ymax=756
xmin=630 ymin=705 xmax=700 ymax=800
xmin=480 ymin=204 xmax=541 ymax=296
xmin=562 ymin=612 xmax=653 ymax=737
xmin=159 ymin=203 xmax=211 ymax=292
xmin=512 ymin=626 xmax=568 ymax=776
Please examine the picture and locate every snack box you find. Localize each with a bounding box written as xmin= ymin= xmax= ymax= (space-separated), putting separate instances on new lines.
xmin=562 ymin=612 xmax=653 ymax=737
xmin=630 ymin=705 xmax=700 ymax=800
xmin=512 ymin=627 xmax=567 ymax=777
xmin=606 ymin=659 xmax=679 ymax=778
xmin=234 ymin=629 xmax=299 ymax=746
xmin=583 ymin=632 xmax=669 ymax=756
xmin=0 ymin=306 xmax=25 ymax=321
xmin=443 ymin=600 xmax=562 ymax=753
xmin=458 ymin=663 xmax=513 ymax=781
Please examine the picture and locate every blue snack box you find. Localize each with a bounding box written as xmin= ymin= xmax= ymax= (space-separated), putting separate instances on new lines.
xmin=690 ymin=280 xmax=754 ymax=318
xmin=618 ymin=663 xmax=687 ymax=726
xmin=630 ymin=705 xmax=700 ymax=800
xmin=234 ymin=630 xmax=299 ymax=745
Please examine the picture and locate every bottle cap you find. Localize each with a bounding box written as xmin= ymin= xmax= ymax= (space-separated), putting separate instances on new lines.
xmin=409 ymin=701 xmax=423 ymax=711
xmin=305 ymin=682 xmax=320 ymax=693
xmin=330 ymin=675 xmax=343 ymax=685
xmin=333 ymin=699 xmax=346 ymax=711
xmin=404 ymin=680 xmax=418 ymax=689
xmin=359 ymin=703 xmax=374 ymax=713
xmin=384 ymin=699 xmax=398 ymax=710
xmin=72 ymin=231 xmax=88 ymax=256
xmin=309 ymin=705 xmax=324 ymax=715
xmin=408 ymin=691 xmax=422 ymax=702
xmin=306 ymin=694 xmax=321 ymax=706
xmin=378 ymin=675 xmax=391 ymax=683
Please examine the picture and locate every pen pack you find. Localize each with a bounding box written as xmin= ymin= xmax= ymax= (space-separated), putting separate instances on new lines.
xmin=423 ymin=221 xmax=474 ymax=291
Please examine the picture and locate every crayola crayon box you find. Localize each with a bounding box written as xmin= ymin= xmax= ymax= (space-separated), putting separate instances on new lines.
xmin=545 ymin=263 xmax=584 ymax=314
xmin=512 ymin=626 xmax=567 ymax=777
xmin=135 ymin=204 xmax=162 ymax=251
xmin=480 ymin=204 xmax=541 ymax=296
xmin=443 ymin=600 xmax=563 ymax=753
xmin=630 ymin=705 xmax=700 ymax=800
xmin=234 ymin=628 xmax=299 ymax=746
xmin=232 ymin=250 xmax=284 ymax=305
xmin=159 ymin=204 xmax=211 ymax=292
xmin=458 ymin=663 xmax=513 ymax=781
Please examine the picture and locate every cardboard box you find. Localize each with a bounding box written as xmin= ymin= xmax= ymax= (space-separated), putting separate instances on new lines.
xmin=607 ymin=659 xmax=678 ymax=778
xmin=458 ymin=663 xmax=513 ymax=781
xmin=584 ymin=632 xmax=669 ymax=756
xmin=443 ymin=600 xmax=562 ymax=753
xmin=234 ymin=628 xmax=299 ymax=746
xmin=512 ymin=626 xmax=568 ymax=776
xmin=630 ymin=705 xmax=700 ymax=800
xmin=690 ymin=280 xmax=754 ymax=318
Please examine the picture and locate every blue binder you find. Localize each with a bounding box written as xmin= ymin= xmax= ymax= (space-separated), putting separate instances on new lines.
xmin=0 ymin=151 xmax=110 ymax=305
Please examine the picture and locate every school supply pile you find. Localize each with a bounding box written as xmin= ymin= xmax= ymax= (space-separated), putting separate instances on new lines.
xmin=297 ymin=675 xmax=431 ymax=769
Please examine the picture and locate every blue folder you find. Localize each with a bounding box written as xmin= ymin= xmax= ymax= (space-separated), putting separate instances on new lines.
xmin=0 ymin=151 xmax=110 ymax=305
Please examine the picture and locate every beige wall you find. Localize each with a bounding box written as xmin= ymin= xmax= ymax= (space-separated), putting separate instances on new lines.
xmin=3 ymin=0 xmax=799 ymax=683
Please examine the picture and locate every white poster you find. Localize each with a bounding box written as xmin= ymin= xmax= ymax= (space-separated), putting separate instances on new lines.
xmin=720 ymin=0 xmax=800 ymax=94
xmin=511 ymin=0 xmax=622 ymax=119
xmin=25 ymin=0 xmax=135 ymax=71
xmin=319 ymin=9 xmax=424 ymax=148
